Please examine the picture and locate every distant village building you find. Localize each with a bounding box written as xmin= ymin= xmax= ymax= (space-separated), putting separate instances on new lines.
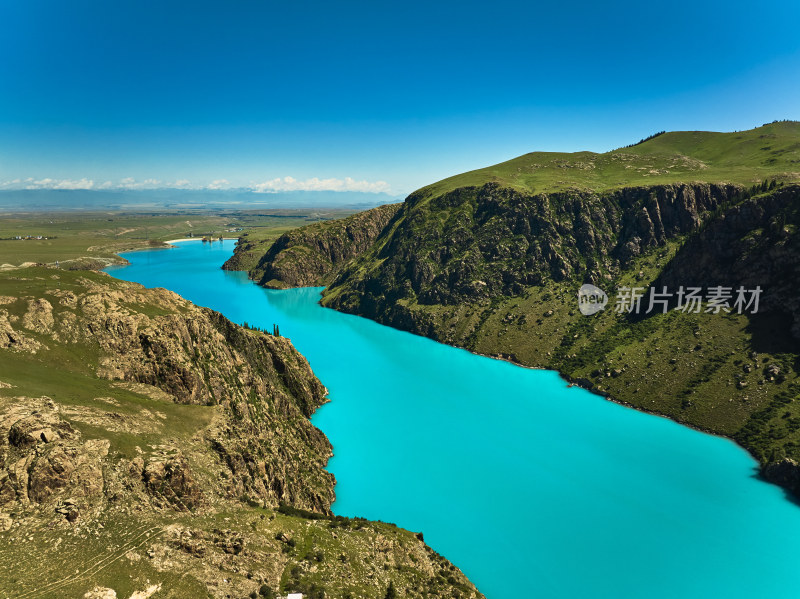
xmin=287 ymin=594 xmax=304 ymax=599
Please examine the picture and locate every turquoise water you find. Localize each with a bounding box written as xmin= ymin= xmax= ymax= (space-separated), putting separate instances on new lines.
xmin=107 ymin=240 xmax=800 ymax=599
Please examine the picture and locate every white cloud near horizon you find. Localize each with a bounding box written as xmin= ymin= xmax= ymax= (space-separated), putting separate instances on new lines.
xmin=0 ymin=175 xmax=393 ymax=194
xmin=251 ymin=176 xmax=391 ymax=193
xmin=207 ymin=179 xmax=230 ymax=190
xmin=117 ymin=177 xmax=162 ymax=189
xmin=23 ymin=177 xmax=96 ymax=190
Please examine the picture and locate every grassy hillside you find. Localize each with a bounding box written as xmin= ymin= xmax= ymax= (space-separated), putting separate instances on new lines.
xmin=0 ymin=267 xmax=483 ymax=599
xmin=416 ymin=121 xmax=800 ymax=201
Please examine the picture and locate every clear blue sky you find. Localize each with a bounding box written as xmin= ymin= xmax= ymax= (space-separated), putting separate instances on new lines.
xmin=1 ymin=0 xmax=799 ymax=196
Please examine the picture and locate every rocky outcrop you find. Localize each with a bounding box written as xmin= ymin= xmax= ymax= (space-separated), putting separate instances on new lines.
xmin=0 ymin=268 xmax=485 ymax=599
xmin=323 ymin=182 xmax=740 ymax=312
xmin=0 ymin=397 xmax=107 ymax=512
xmin=763 ymin=458 xmax=800 ymax=498
xmin=82 ymin=297 xmax=335 ymax=511
xmin=654 ymin=184 xmax=800 ymax=341
xmin=21 ymin=297 xmax=54 ymax=333
xmin=0 ymin=309 xmax=42 ymax=353
xmin=1 ymin=273 xmax=335 ymax=514
xmin=142 ymin=453 xmax=203 ymax=510
xmin=224 ymin=203 xmax=401 ymax=288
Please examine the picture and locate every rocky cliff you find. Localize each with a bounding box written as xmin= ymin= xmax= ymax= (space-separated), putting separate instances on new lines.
xmin=324 ymin=181 xmax=742 ymax=309
xmin=653 ymin=184 xmax=800 ymax=341
xmin=0 ymin=268 xmax=483 ymax=599
xmin=224 ymin=203 xmax=401 ymax=288
xmin=1 ymin=271 xmax=334 ymax=514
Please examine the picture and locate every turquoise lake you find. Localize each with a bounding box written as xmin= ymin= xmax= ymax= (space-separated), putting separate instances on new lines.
xmin=107 ymin=240 xmax=800 ymax=599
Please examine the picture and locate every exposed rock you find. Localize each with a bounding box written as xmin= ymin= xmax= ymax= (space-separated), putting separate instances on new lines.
xmin=322 ymin=182 xmax=740 ymax=312
xmin=128 ymin=583 xmax=162 ymax=599
xmin=0 ymin=274 xmax=335 ymax=514
xmin=83 ymin=587 xmax=118 ymax=599
xmin=0 ymin=310 xmax=42 ymax=353
xmin=50 ymin=279 xmax=334 ymax=512
xmin=21 ymin=297 xmax=54 ymax=333
xmin=175 ymin=529 xmax=207 ymax=557
xmin=654 ymin=185 xmax=800 ymax=340
xmin=225 ymin=203 xmax=401 ymax=288
xmin=8 ymin=410 xmax=74 ymax=448
xmin=763 ymin=458 xmax=800 ymax=497
xmin=143 ymin=453 xmax=203 ymax=510
xmin=212 ymin=528 xmax=245 ymax=554
xmin=0 ymin=398 xmax=107 ymax=507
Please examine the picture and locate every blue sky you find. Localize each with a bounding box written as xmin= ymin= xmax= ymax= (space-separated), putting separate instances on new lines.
xmin=1 ymin=0 xmax=799 ymax=196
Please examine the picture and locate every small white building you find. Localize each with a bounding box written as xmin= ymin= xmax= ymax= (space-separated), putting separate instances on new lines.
xmin=287 ymin=594 xmax=304 ymax=599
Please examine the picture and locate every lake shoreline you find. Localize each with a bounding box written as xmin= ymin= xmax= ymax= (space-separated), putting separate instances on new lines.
xmin=337 ymin=306 xmax=797 ymax=501
xmin=106 ymin=239 xmax=800 ymax=599
xmin=475 ymin=347 xmax=763 ymax=458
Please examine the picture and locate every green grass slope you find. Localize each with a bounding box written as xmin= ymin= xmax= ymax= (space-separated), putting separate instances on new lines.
xmin=416 ymin=121 xmax=800 ymax=201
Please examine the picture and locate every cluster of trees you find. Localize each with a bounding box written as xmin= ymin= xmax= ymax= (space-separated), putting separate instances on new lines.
xmin=276 ymin=502 xmax=367 ymax=529
xmin=618 ymin=130 xmax=666 ymax=149
xmin=750 ymin=178 xmax=782 ymax=195
xmin=241 ymin=321 xmax=281 ymax=337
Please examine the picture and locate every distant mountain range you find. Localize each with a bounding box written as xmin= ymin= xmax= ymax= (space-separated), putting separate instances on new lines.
xmin=0 ymin=189 xmax=401 ymax=212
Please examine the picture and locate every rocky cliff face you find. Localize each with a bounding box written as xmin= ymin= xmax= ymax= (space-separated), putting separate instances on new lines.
xmin=325 ymin=183 xmax=800 ymax=342
xmin=654 ymin=184 xmax=800 ymax=341
xmin=224 ymin=203 xmax=401 ymax=288
xmin=0 ymin=273 xmax=334 ymax=514
xmin=0 ymin=268 xmax=483 ymax=599
xmin=324 ymin=182 xmax=741 ymax=313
